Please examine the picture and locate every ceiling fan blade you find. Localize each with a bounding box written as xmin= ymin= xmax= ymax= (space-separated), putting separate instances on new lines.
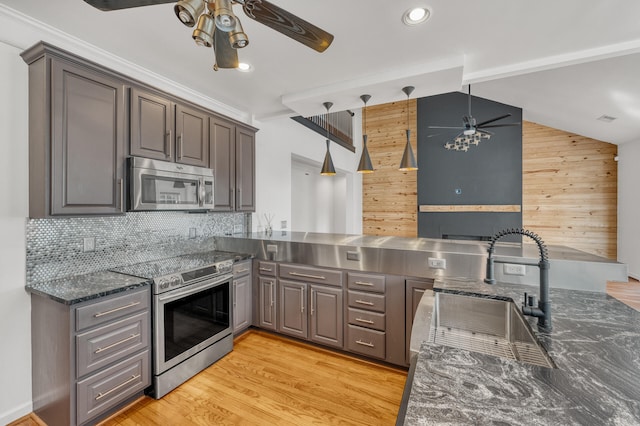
xmin=83 ymin=0 xmax=173 ymax=11
xmin=213 ymin=27 xmax=239 ymax=69
xmin=480 ymin=123 xmax=521 ymax=129
xmin=428 ymin=126 xmax=464 ymax=129
xmin=241 ymin=0 xmax=334 ymax=52
xmin=476 ymin=114 xmax=512 ymax=127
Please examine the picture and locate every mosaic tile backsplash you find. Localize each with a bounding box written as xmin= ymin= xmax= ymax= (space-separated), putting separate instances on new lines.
xmin=26 ymin=211 xmax=249 ymax=285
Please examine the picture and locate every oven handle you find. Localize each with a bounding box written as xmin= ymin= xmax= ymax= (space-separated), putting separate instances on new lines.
xmin=158 ymin=274 xmax=232 ymax=303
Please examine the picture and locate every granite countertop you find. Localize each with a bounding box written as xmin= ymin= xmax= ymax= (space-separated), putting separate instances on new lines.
xmin=26 ymin=270 xmax=150 ymax=305
xmin=403 ymin=279 xmax=640 ymax=425
xmin=26 ymin=250 xmax=253 ymax=305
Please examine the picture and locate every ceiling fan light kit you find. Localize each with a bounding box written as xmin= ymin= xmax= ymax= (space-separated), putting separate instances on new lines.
xmin=85 ymin=0 xmax=334 ymax=71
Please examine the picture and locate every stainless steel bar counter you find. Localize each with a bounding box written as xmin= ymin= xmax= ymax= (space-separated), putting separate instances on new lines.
xmin=214 ymin=232 xmax=627 ymax=292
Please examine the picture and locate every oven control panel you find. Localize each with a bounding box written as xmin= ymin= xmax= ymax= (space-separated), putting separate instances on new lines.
xmin=157 ymin=275 xmax=183 ymax=290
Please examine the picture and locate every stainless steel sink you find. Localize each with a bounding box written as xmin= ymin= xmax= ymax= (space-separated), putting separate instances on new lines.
xmin=429 ymin=293 xmax=556 ymax=368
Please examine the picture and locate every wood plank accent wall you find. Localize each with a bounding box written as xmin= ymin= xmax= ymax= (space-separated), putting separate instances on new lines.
xmin=362 ymin=100 xmax=618 ymax=259
xmin=362 ymin=99 xmax=418 ymax=237
xmin=522 ymin=121 xmax=617 ymax=259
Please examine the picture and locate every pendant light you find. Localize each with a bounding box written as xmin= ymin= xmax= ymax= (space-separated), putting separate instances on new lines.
xmin=320 ymin=101 xmax=336 ymax=176
xmin=357 ymin=94 xmax=374 ymax=174
xmin=399 ymin=85 xmax=418 ymax=171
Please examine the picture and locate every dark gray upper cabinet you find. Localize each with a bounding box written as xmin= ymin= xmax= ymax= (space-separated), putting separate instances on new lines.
xmin=175 ymin=103 xmax=209 ymax=167
xmin=130 ymin=87 xmax=173 ymax=161
xmin=209 ymin=118 xmax=256 ymax=212
xmin=22 ymin=44 xmax=126 ymax=218
xmin=131 ymin=87 xmax=209 ymax=167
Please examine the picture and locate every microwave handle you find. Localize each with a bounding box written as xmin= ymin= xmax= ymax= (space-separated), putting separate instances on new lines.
xmin=198 ymin=180 xmax=206 ymax=207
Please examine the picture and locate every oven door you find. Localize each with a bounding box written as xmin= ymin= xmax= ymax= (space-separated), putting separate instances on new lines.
xmin=154 ymin=275 xmax=232 ymax=374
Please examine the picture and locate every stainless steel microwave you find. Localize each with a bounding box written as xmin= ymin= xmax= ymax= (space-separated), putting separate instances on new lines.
xmin=129 ymin=157 xmax=214 ymax=211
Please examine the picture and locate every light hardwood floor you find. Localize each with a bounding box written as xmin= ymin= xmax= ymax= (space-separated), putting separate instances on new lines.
xmin=13 ymin=280 xmax=640 ymax=426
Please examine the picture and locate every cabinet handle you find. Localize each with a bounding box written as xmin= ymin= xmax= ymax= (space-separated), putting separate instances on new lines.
xmin=235 ymin=268 xmax=249 ymax=274
xmin=289 ymin=272 xmax=326 ymax=280
xmin=237 ymin=188 xmax=241 ymax=209
xmin=178 ymin=134 xmax=183 ymax=159
xmin=94 ymin=301 xmax=140 ymax=318
xmin=118 ymin=178 xmax=124 ymax=212
xmin=355 ymin=299 xmax=374 ymax=306
xmin=270 ymin=282 xmax=274 ymax=307
xmin=355 ymin=340 xmax=374 ymax=348
xmin=300 ymin=288 xmax=304 ymax=314
xmin=311 ymin=289 xmax=315 ymax=315
xmin=95 ymin=333 xmax=140 ymax=354
xmin=233 ymin=282 xmax=237 ymax=307
xmin=230 ymin=188 xmax=235 ymax=210
xmin=354 ymin=281 xmax=374 ymax=287
xmin=355 ymin=318 xmax=374 ymax=325
xmin=166 ymin=130 xmax=172 ymax=158
xmin=259 ymin=267 xmax=273 ymax=273
xmin=95 ymin=374 xmax=141 ymax=401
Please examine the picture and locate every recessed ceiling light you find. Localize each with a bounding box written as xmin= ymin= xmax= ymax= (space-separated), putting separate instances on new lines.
xmin=402 ymin=7 xmax=431 ymax=26
xmin=237 ymin=62 xmax=252 ymax=72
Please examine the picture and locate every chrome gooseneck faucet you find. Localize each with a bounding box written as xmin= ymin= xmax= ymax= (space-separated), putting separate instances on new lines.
xmin=484 ymin=228 xmax=552 ymax=332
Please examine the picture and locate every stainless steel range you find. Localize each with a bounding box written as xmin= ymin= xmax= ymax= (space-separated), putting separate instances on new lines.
xmin=112 ymin=252 xmax=236 ymax=398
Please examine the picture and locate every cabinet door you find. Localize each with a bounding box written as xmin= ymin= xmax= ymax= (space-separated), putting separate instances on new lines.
xmin=175 ymin=103 xmax=209 ymax=167
xmin=233 ymin=274 xmax=251 ymax=333
xmin=405 ymin=279 xmax=432 ymax=364
xmin=210 ymin=118 xmax=235 ymax=211
xmin=50 ymin=58 xmax=125 ymax=215
xmin=130 ymin=87 xmax=173 ymax=161
xmin=310 ymin=285 xmax=343 ymax=349
xmin=235 ymin=127 xmax=255 ymax=212
xmin=278 ymin=280 xmax=308 ymax=339
xmin=259 ymin=277 xmax=277 ymax=331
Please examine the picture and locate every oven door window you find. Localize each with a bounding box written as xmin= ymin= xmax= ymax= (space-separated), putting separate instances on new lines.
xmin=163 ymin=284 xmax=230 ymax=362
xmin=141 ymin=174 xmax=199 ymax=205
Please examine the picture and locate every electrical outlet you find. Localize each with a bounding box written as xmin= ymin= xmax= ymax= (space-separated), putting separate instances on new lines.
xmin=267 ymin=244 xmax=278 ymax=254
xmin=281 ymin=220 xmax=287 ymax=229
xmin=504 ymin=263 xmax=526 ymax=276
xmin=428 ymin=257 xmax=446 ymax=269
xmin=233 ymin=225 xmax=243 ymax=234
xmin=83 ymin=237 xmax=95 ymax=253
xmin=189 ymin=228 xmax=197 ymax=239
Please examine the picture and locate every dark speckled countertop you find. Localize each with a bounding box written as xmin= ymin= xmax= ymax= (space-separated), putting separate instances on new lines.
xmin=403 ymin=280 xmax=640 ymax=425
xmin=26 ymin=270 xmax=149 ymax=305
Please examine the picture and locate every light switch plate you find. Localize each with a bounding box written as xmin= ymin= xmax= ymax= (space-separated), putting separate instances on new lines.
xmin=189 ymin=228 xmax=197 ymax=239
xmin=267 ymin=244 xmax=278 ymax=253
xmin=504 ymin=263 xmax=526 ymax=275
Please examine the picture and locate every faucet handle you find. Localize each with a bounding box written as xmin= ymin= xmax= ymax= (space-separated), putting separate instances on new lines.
xmin=528 ymin=295 xmax=537 ymax=307
xmin=523 ymin=292 xmax=528 ymax=306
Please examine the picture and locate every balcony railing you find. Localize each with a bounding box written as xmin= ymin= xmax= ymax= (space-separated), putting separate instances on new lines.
xmin=292 ymin=109 xmax=355 ymax=152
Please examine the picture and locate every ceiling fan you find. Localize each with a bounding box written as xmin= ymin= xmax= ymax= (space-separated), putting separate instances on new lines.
xmin=428 ymin=85 xmax=520 ymax=152
xmin=83 ymin=0 xmax=334 ymax=70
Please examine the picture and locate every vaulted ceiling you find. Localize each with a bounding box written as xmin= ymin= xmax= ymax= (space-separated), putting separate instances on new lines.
xmin=2 ymin=0 xmax=639 ymax=144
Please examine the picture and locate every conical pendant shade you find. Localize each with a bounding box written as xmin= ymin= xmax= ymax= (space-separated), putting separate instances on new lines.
xmin=399 ymin=129 xmax=418 ymax=171
xmin=320 ymin=139 xmax=336 ymax=176
xmin=357 ymin=134 xmax=374 ymax=173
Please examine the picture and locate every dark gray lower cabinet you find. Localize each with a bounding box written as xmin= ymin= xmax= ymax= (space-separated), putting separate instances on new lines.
xmin=278 ymin=280 xmax=308 ymax=339
xmin=258 ymin=276 xmax=277 ymax=331
xmin=405 ymin=279 xmax=433 ymax=364
xmin=233 ymin=260 xmax=252 ymax=334
xmin=310 ymin=285 xmax=343 ymax=348
xmin=31 ymin=287 xmax=151 ymax=426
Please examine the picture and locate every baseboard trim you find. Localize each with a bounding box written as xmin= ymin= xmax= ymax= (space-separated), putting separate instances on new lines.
xmin=3 ymin=405 xmax=39 ymax=426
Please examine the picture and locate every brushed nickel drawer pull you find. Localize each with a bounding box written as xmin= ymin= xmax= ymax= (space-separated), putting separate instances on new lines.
xmin=95 ymin=333 xmax=140 ymax=354
xmin=235 ymin=268 xmax=249 ymax=273
xmin=355 ymin=318 xmax=374 ymax=325
xmin=259 ymin=267 xmax=273 ymax=272
xmin=94 ymin=301 xmax=140 ymax=318
xmin=289 ymin=272 xmax=326 ymax=280
xmin=355 ymin=299 xmax=374 ymax=306
xmin=95 ymin=374 xmax=141 ymax=401
xmin=354 ymin=281 xmax=374 ymax=287
xmin=356 ymin=340 xmax=374 ymax=348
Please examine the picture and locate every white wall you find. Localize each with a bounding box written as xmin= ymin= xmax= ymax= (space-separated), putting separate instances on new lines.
xmin=253 ymin=114 xmax=363 ymax=234
xmin=618 ymin=140 xmax=640 ymax=279
xmin=0 ymin=40 xmax=31 ymax=424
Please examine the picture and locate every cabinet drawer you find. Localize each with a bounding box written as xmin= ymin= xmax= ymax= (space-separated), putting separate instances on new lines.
xmin=348 ymin=290 xmax=385 ymax=313
xmin=347 ymin=272 xmax=385 ymax=293
xmin=347 ymin=308 xmax=385 ymax=332
xmin=279 ymin=264 xmax=342 ymax=287
xmin=347 ymin=325 xmax=385 ymax=360
xmin=76 ymin=288 xmax=149 ymax=332
xmin=77 ymin=350 xmax=150 ymax=425
xmin=77 ymin=311 xmax=149 ymax=378
xmin=233 ymin=260 xmax=252 ymax=278
xmin=257 ymin=261 xmax=277 ymax=277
